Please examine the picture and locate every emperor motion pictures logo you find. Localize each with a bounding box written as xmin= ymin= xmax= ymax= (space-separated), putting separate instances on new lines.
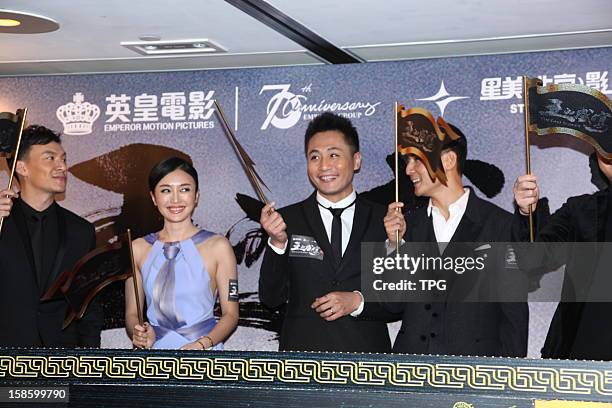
xmin=259 ymin=83 xmax=381 ymax=130
xmin=57 ymin=90 xmax=217 ymax=134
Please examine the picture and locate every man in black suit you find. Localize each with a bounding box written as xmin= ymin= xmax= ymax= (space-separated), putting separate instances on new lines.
xmin=366 ymin=129 xmax=528 ymax=357
xmin=258 ymin=112 xmax=391 ymax=352
xmin=514 ymin=152 xmax=612 ymax=360
xmin=0 ymin=125 xmax=102 ymax=347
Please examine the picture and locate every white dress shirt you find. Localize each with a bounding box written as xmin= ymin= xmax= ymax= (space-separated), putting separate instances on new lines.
xmin=267 ymin=190 xmax=357 ymax=256
xmin=266 ymin=191 xmax=362 ymax=316
xmin=428 ymin=188 xmax=470 ymax=253
xmin=354 ymin=188 xmax=471 ymax=317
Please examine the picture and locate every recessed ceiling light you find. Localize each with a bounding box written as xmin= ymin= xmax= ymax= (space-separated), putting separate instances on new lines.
xmin=121 ymin=39 xmax=227 ymax=56
xmin=138 ymin=35 xmax=161 ymax=42
xmin=0 ymin=10 xmax=59 ymax=33
xmin=0 ymin=18 xmax=21 ymax=27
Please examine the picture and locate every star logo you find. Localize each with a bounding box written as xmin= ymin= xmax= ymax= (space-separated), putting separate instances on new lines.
xmin=416 ymin=81 xmax=469 ymax=116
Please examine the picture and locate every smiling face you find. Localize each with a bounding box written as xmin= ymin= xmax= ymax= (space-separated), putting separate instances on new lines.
xmin=151 ymin=169 xmax=200 ymax=224
xmin=405 ymin=153 xmax=453 ymax=198
xmin=405 ymin=155 xmax=436 ymax=197
xmin=404 ymin=148 xmax=462 ymax=198
xmin=306 ymin=130 xmax=361 ymax=203
xmin=17 ymin=142 xmax=68 ymax=195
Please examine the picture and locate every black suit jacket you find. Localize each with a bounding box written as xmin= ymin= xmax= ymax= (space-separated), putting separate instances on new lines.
xmin=368 ymin=190 xmax=528 ymax=357
xmin=259 ymin=193 xmax=391 ymax=352
xmin=533 ymin=188 xmax=612 ymax=360
xmin=0 ymin=199 xmax=102 ymax=347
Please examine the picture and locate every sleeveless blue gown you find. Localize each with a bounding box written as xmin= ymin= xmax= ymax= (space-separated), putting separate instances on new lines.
xmin=141 ymin=230 xmax=223 ymax=350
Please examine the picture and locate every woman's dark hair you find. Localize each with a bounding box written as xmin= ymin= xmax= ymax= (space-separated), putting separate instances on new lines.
xmin=148 ymin=157 xmax=199 ymax=192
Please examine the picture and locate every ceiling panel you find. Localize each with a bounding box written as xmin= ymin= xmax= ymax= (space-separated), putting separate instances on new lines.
xmin=0 ymin=51 xmax=323 ymax=77
xmin=348 ymin=30 xmax=612 ymax=61
xmin=266 ymin=0 xmax=612 ymax=50
xmin=0 ymin=0 xmax=610 ymax=75
xmin=0 ymin=0 xmax=304 ymax=61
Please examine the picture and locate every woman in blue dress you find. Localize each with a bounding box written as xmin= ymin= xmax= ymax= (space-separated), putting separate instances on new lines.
xmin=125 ymin=157 xmax=239 ymax=350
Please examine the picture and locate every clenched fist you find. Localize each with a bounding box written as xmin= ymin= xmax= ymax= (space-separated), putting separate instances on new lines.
xmin=260 ymin=202 xmax=288 ymax=249
xmin=513 ymin=175 xmax=539 ymax=215
xmin=384 ymin=202 xmax=405 ymax=244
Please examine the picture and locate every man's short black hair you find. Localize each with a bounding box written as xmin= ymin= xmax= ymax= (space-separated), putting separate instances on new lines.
xmin=9 ymin=125 xmax=61 ymax=168
xmin=590 ymin=152 xmax=610 ymax=190
xmin=304 ymin=112 xmax=360 ymax=155
xmin=442 ymin=124 xmax=467 ymax=175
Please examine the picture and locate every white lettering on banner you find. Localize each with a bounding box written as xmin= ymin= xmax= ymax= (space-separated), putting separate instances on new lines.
xmin=142 ymin=122 xmax=175 ymax=131
xmin=553 ymin=73 xmax=577 ymax=85
xmin=60 ymin=89 xmax=219 ymax=133
xmin=260 ymin=84 xmax=305 ymax=130
xmin=175 ymin=121 xmax=215 ymax=130
xmin=133 ymin=93 xmax=158 ymax=122
xmin=480 ymin=77 xmax=504 ymax=100
xmin=188 ymin=90 xmax=216 ymax=120
xmin=480 ymin=77 xmax=523 ymax=100
xmin=103 ymin=122 xmax=142 ymax=132
xmin=502 ymin=77 xmax=524 ymax=99
xmin=259 ymin=83 xmax=381 ymax=130
xmin=539 ymin=75 xmax=555 ymax=86
xmin=160 ymin=92 xmax=187 ymax=121
xmin=481 ymin=71 xmax=612 ymax=103
xmin=105 ymin=94 xmax=131 ymax=123
xmin=585 ymin=71 xmax=610 ymax=93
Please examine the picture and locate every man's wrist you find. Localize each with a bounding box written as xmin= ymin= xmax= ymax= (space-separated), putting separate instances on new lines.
xmin=350 ymin=291 xmax=365 ymax=317
xmin=267 ymin=237 xmax=288 ymax=254
xmin=270 ymin=239 xmax=287 ymax=249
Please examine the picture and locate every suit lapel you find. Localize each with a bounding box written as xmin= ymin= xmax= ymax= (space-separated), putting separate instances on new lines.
xmin=11 ymin=200 xmax=39 ymax=288
xmin=407 ymin=207 xmax=435 ymax=242
xmin=595 ymin=189 xmax=608 ymax=242
xmin=43 ymin=204 xmax=67 ymax=291
xmin=443 ymin=192 xmax=484 ymax=302
xmin=449 ymin=191 xmax=483 ymax=243
xmin=301 ymin=193 xmax=336 ymax=272
xmin=448 ymin=213 xmax=479 ymax=243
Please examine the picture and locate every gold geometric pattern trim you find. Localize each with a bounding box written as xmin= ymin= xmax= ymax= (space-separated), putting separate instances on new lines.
xmin=1 ymin=356 xmax=611 ymax=396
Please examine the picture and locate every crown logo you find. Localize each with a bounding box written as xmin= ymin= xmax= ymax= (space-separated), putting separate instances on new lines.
xmin=56 ymin=92 xmax=100 ymax=135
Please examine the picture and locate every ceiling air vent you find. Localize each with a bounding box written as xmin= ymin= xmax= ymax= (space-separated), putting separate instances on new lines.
xmin=121 ymin=39 xmax=227 ymax=56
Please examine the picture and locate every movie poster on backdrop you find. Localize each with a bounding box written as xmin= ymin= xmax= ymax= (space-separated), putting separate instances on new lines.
xmin=0 ymin=46 xmax=610 ymax=355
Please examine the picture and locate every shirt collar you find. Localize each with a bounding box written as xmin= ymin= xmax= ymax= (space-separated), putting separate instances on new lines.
xmin=19 ymin=198 xmax=56 ymax=220
xmin=316 ymin=190 xmax=357 ymax=209
xmin=427 ymin=188 xmax=470 ymax=217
